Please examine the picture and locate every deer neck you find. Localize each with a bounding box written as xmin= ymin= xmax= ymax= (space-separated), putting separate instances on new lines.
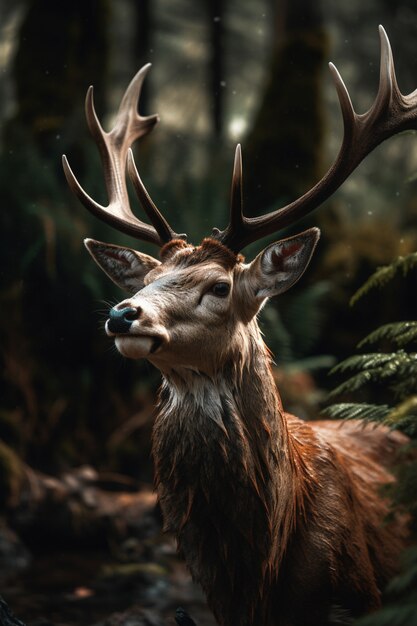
xmin=152 ymin=321 xmax=308 ymax=625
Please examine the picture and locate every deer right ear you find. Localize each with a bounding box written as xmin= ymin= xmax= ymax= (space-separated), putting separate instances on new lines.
xmin=84 ymin=239 xmax=160 ymax=294
xmin=243 ymin=228 xmax=320 ymax=302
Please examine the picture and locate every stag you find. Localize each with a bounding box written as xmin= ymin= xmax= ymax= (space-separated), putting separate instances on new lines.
xmin=63 ymin=27 xmax=415 ymax=626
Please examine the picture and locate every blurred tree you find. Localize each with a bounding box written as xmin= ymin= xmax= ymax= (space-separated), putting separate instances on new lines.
xmin=133 ymin=0 xmax=152 ymax=114
xmin=244 ymin=0 xmax=328 ymax=215
xmin=0 ymin=0 xmax=154 ymax=476
xmin=7 ymin=0 xmax=109 ymax=150
xmin=206 ymin=0 xmax=224 ymax=136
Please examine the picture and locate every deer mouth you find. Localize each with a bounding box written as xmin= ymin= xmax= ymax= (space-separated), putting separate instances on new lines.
xmin=149 ymin=335 xmax=164 ymax=353
xmin=114 ymin=333 xmax=165 ymax=359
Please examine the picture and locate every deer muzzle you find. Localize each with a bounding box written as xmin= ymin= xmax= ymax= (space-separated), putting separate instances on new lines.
xmin=107 ymin=306 xmax=139 ymax=334
xmin=106 ymin=301 xmax=169 ymax=360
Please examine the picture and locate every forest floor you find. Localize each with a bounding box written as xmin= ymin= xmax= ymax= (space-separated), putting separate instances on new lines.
xmin=0 ymin=467 xmax=216 ymax=626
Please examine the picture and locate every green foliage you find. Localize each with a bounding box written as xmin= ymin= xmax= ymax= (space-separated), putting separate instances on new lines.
xmin=350 ymin=253 xmax=417 ymax=306
xmin=358 ymin=322 xmax=417 ymax=350
xmin=327 ymin=350 xmax=417 ymax=407
xmin=324 ymin=252 xmax=417 ymax=625
xmin=322 ymin=402 xmax=391 ymax=423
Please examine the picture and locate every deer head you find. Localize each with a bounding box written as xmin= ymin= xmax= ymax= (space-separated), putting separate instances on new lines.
xmin=63 ymin=27 xmax=417 ymax=375
xmin=82 ymin=229 xmax=318 ymax=374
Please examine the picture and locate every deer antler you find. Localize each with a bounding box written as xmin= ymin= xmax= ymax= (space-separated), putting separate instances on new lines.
xmin=62 ymin=64 xmax=183 ymax=246
xmin=64 ymin=28 xmax=417 ymax=253
xmin=214 ymin=26 xmax=417 ymax=253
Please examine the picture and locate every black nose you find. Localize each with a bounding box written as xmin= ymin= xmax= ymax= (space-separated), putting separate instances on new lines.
xmin=107 ymin=306 xmax=138 ymax=334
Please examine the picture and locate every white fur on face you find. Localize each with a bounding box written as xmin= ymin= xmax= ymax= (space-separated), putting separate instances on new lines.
xmin=115 ymin=335 xmax=155 ymax=359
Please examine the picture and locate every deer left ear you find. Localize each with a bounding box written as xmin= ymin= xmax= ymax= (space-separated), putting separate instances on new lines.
xmin=246 ymin=228 xmax=320 ymax=299
xmin=84 ymin=238 xmax=161 ymax=294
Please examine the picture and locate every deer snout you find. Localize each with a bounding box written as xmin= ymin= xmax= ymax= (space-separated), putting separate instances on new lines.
xmin=107 ymin=305 xmax=140 ymax=334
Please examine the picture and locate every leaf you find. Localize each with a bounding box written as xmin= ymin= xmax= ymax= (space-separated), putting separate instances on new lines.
xmin=359 ymin=322 xmax=417 ymax=349
xmin=327 ymin=369 xmax=382 ymax=399
xmin=321 ymin=402 xmax=391 ymax=422
xmin=350 ymin=252 xmax=417 ymax=306
xmin=328 ymin=352 xmax=417 ymax=400
xmin=330 ymin=353 xmax=397 ymax=375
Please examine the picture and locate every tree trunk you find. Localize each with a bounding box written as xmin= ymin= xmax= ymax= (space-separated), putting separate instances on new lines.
xmin=7 ymin=0 xmax=109 ymax=151
xmin=244 ymin=0 xmax=328 ymax=217
xmin=206 ymin=0 xmax=224 ymax=137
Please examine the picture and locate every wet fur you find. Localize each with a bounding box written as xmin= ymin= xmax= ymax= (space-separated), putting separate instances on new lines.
xmin=152 ymin=328 xmax=407 ymax=626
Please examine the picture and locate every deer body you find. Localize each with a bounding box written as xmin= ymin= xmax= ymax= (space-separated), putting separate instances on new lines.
xmin=83 ymin=236 xmax=406 ymax=626
xmin=156 ymin=386 xmax=403 ymax=626
xmin=63 ymin=27 xmax=417 ymax=626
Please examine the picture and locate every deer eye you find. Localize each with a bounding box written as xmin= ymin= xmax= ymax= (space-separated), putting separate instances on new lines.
xmin=210 ymin=282 xmax=230 ymax=297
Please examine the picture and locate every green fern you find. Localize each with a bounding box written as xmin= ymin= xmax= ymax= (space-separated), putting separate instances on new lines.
xmin=350 ymin=252 xmax=417 ymax=306
xmin=325 ymin=251 xmax=417 ymax=626
xmin=330 ymin=352 xmax=407 ymax=374
xmin=327 ymin=369 xmax=391 ymax=399
xmin=327 ymin=351 xmax=417 ymax=401
xmin=358 ymin=322 xmax=417 ymax=349
xmin=321 ymin=402 xmax=391 ymax=422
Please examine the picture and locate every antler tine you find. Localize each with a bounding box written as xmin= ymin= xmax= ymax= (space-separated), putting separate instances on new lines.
xmin=127 ymin=149 xmax=184 ymax=241
xmin=213 ymin=26 xmax=417 ymax=253
xmin=377 ymin=25 xmax=397 ymax=108
xmin=230 ymin=144 xmax=244 ymax=229
xmin=211 ymin=144 xmax=244 ymax=242
xmin=63 ymin=65 xmax=179 ymax=246
xmin=328 ymin=63 xmax=356 ymax=133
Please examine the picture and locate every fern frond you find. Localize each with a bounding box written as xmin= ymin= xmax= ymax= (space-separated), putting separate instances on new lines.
xmin=384 ymin=353 xmax=417 ymax=382
xmin=322 ymin=402 xmax=390 ymax=422
xmin=327 ymin=369 xmax=386 ymax=398
xmin=391 ymin=379 xmax=417 ymax=401
xmin=328 ymin=352 xmax=417 ymax=399
xmin=330 ymin=352 xmax=404 ymax=375
xmin=390 ymin=416 xmax=417 ymax=437
xmin=358 ymin=322 xmax=417 ymax=349
xmin=350 ymin=252 xmax=417 ymax=306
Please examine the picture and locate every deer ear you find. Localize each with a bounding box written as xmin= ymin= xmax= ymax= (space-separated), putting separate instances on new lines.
xmin=246 ymin=228 xmax=320 ymax=299
xmin=84 ymin=239 xmax=160 ymax=294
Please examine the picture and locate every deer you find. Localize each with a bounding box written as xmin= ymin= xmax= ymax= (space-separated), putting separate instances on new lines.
xmin=62 ymin=26 xmax=416 ymax=626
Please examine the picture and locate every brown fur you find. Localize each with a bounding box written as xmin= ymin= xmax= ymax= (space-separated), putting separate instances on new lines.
xmin=161 ymin=238 xmax=242 ymax=269
xmin=152 ymin=334 xmax=407 ymax=626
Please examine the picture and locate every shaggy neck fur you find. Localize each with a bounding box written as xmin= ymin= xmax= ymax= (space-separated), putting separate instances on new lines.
xmin=152 ymin=323 xmax=316 ymax=626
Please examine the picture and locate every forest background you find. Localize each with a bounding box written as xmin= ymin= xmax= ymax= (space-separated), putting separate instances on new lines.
xmin=0 ymin=1 xmax=417 ymax=625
